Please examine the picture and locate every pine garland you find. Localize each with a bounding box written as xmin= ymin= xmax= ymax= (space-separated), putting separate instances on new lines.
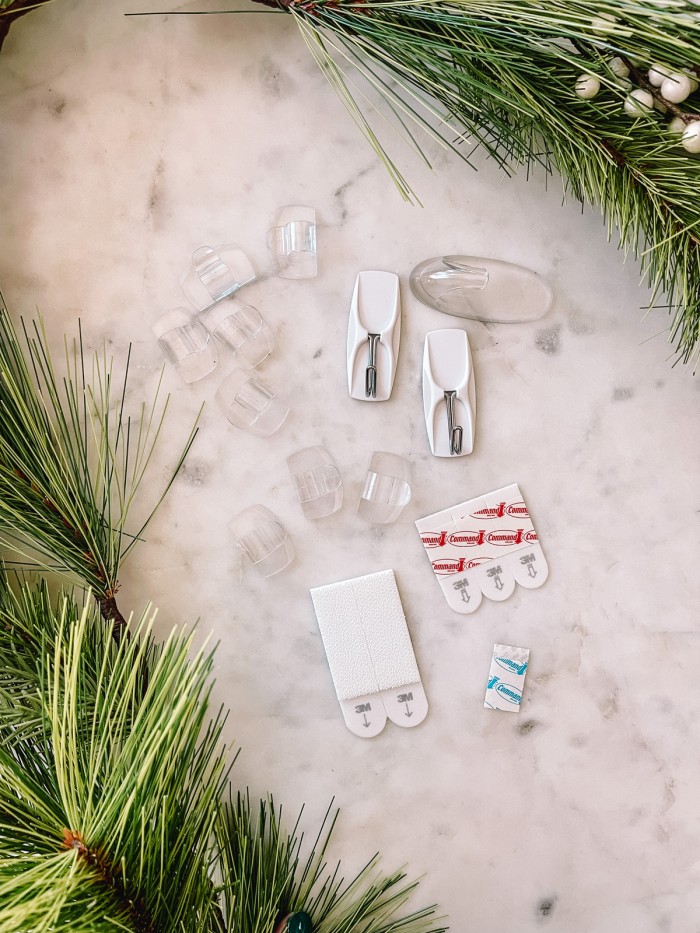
xmin=0 ymin=303 xmax=197 ymax=637
xmin=0 ymin=305 xmax=446 ymax=932
xmin=247 ymin=0 xmax=700 ymax=364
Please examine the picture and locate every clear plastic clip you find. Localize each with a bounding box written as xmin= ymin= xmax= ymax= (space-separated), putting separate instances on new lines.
xmin=152 ymin=308 xmax=217 ymax=383
xmin=266 ymin=206 xmax=317 ymax=279
xmin=204 ymin=302 xmax=274 ymax=369
xmin=216 ymin=369 xmax=289 ymax=437
xmin=230 ymin=504 xmax=294 ymax=577
xmin=287 ymin=446 xmax=342 ymax=519
xmin=357 ymin=451 xmax=412 ymax=524
xmin=180 ymin=244 xmax=255 ymax=312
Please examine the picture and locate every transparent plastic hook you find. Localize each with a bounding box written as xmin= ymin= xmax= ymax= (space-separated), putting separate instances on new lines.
xmin=230 ymin=504 xmax=294 ymax=577
xmin=152 ymin=308 xmax=217 ymax=383
xmin=204 ymin=302 xmax=275 ymax=369
xmin=409 ymin=256 xmax=552 ymax=324
xmin=215 ymin=369 xmax=289 ymax=437
xmin=357 ymin=451 xmax=412 ymax=524
xmin=180 ymin=244 xmax=255 ymax=312
xmin=266 ymin=205 xmax=317 ymax=279
xmin=287 ymin=446 xmax=342 ymax=519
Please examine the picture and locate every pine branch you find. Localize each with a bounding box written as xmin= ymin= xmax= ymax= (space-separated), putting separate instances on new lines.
xmin=0 ymin=299 xmax=199 ymax=636
xmin=0 ymin=578 xmax=446 ymax=932
xmin=248 ymin=0 xmax=700 ymax=365
xmin=218 ymin=793 xmax=447 ymax=933
xmin=0 ymin=0 xmax=54 ymax=53
xmin=0 ymin=596 xmax=230 ymax=932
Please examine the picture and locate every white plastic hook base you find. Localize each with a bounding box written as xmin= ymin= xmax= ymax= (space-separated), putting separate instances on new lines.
xmin=347 ymin=271 xmax=401 ymax=402
xmin=422 ymin=328 xmax=476 ymax=457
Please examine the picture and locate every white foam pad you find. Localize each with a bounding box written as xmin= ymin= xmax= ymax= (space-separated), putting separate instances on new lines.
xmin=310 ymin=569 xmax=420 ymax=701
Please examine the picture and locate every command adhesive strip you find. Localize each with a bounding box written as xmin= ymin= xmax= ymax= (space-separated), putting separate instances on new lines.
xmin=310 ymin=569 xmax=428 ymax=737
xmin=415 ymin=483 xmax=548 ymax=614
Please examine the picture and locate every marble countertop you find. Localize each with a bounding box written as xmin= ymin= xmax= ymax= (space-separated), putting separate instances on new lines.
xmin=1 ymin=2 xmax=699 ymax=930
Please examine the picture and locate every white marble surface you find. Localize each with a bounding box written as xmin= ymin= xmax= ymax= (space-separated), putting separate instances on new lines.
xmin=1 ymin=2 xmax=700 ymax=930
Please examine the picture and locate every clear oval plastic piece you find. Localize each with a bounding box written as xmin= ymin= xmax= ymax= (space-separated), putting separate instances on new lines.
xmin=409 ymin=255 xmax=553 ymax=323
xmin=215 ymin=369 xmax=289 ymax=437
xmin=230 ymin=504 xmax=294 ymax=577
xmin=287 ymin=446 xmax=342 ymax=519
xmin=180 ymin=244 xmax=256 ymax=312
xmin=203 ymin=302 xmax=275 ymax=368
xmin=357 ymin=451 xmax=412 ymax=524
xmin=152 ymin=308 xmax=217 ymax=383
xmin=266 ymin=205 xmax=317 ymax=279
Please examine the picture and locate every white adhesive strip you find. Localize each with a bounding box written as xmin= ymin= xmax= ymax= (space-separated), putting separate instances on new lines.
xmin=310 ymin=570 xmax=427 ymax=737
xmin=415 ymin=483 xmax=548 ymax=614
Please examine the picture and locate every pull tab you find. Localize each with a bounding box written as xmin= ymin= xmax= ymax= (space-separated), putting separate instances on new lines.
xmin=365 ymin=333 xmax=380 ymax=398
xmin=444 ymin=390 xmax=463 ymax=455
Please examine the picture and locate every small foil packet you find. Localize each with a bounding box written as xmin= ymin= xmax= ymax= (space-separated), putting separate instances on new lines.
xmin=484 ymin=643 xmax=530 ymax=712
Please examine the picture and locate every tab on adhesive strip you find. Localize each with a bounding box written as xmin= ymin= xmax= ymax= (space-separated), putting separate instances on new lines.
xmin=484 ymin=643 xmax=530 ymax=712
xmin=310 ymin=570 xmax=428 ymax=737
xmin=415 ymin=483 xmax=548 ymax=614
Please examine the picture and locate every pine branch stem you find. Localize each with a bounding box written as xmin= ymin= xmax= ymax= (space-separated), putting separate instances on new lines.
xmin=98 ymin=593 xmax=128 ymax=641
xmin=63 ymin=830 xmax=157 ymax=933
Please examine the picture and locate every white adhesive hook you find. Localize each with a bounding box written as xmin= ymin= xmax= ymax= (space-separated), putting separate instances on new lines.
xmin=347 ymin=271 xmax=401 ymax=402
xmin=422 ymin=328 xmax=476 ymax=457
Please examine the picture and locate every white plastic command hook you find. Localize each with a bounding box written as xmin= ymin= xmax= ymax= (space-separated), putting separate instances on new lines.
xmin=180 ymin=244 xmax=255 ymax=312
xmin=266 ymin=205 xmax=317 ymax=279
xmin=152 ymin=308 xmax=217 ymax=383
xmin=347 ymin=271 xmax=401 ymax=401
xmin=230 ymin=504 xmax=294 ymax=578
xmin=423 ymin=328 xmax=476 ymax=457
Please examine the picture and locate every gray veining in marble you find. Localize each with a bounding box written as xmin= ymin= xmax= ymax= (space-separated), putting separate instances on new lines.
xmin=1 ymin=2 xmax=700 ymax=930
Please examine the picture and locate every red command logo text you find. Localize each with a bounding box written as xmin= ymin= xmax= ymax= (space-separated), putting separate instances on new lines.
xmin=432 ymin=557 xmax=490 ymax=575
xmin=525 ymin=530 xmax=538 ymax=542
xmin=447 ymin=530 xmax=486 ymax=547
xmin=506 ymin=501 xmax=529 ymax=518
xmin=421 ymin=531 xmax=448 ymax=548
xmin=486 ymin=529 xmax=525 ymax=546
xmin=470 ymin=501 xmax=506 ymax=519
xmin=432 ymin=558 xmax=467 ymax=575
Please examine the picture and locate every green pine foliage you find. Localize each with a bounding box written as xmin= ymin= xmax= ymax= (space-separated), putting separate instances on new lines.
xmin=0 ymin=300 xmax=198 ymax=633
xmin=264 ymin=0 xmax=700 ymax=364
xmin=0 ymin=307 xmax=446 ymax=931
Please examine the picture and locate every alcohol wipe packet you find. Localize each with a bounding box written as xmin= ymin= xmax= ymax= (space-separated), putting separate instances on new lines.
xmin=484 ymin=643 xmax=530 ymax=712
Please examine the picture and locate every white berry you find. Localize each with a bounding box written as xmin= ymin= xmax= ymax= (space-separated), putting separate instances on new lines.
xmin=648 ymin=63 xmax=671 ymax=86
xmin=660 ymin=73 xmax=694 ymax=103
xmin=668 ymin=116 xmax=686 ymax=135
xmin=609 ymin=57 xmax=630 ymax=78
xmin=575 ymin=74 xmax=601 ymax=99
xmin=681 ymin=122 xmax=700 ymax=153
xmin=624 ymin=89 xmax=655 ymax=115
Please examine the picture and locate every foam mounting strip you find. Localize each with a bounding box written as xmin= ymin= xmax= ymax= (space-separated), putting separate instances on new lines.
xmin=310 ymin=569 xmax=428 ymax=737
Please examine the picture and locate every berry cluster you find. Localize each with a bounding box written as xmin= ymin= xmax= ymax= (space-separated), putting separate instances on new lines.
xmin=575 ymin=58 xmax=700 ymax=153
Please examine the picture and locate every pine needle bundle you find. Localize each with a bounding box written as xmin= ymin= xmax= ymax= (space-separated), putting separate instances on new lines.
xmin=0 ymin=302 xmax=197 ymax=634
xmin=247 ymin=0 xmax=700 ymax=364
xmin=0 ymin=305 xmax=446 ymax=931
